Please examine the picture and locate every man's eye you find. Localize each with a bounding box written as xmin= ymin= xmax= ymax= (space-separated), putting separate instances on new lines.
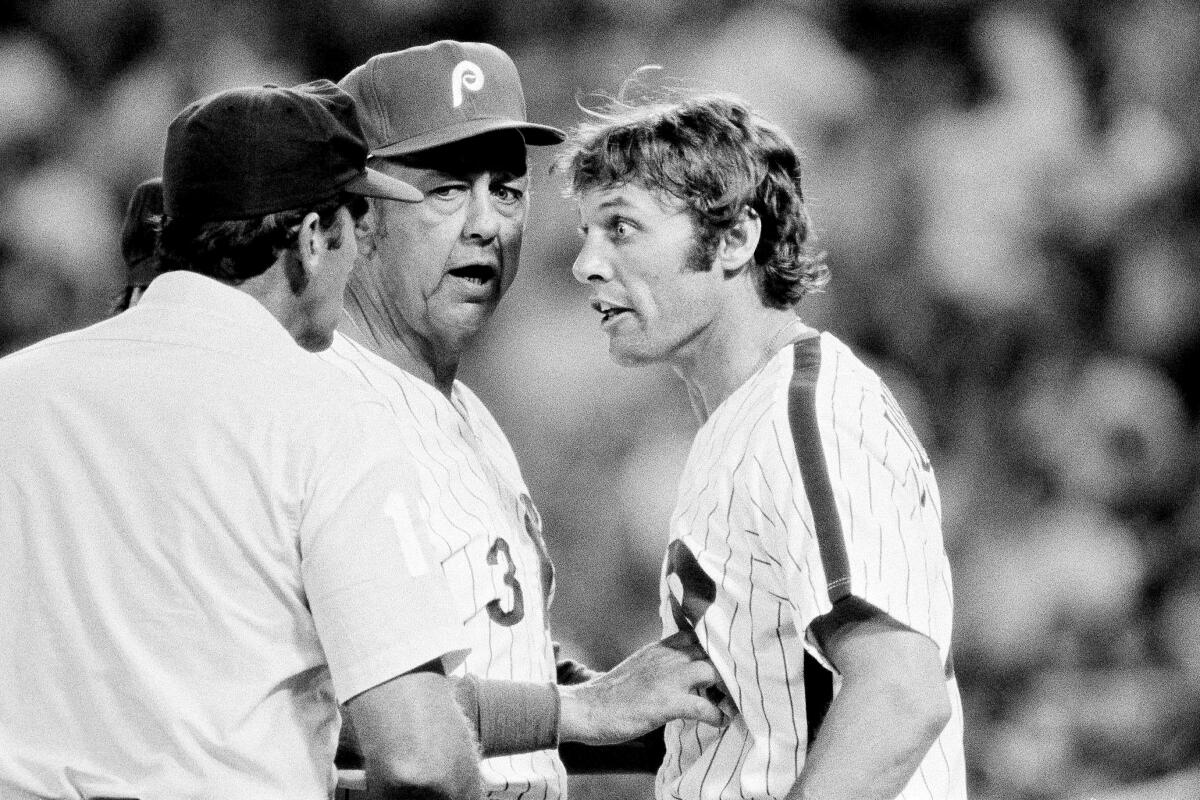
xmin=495 ymin=186 xmax=524 ymax=204
xmin=612 ymin=221 xmax=632 ymax=238
xmin=431 ymin=185 xmax=466 ymax=198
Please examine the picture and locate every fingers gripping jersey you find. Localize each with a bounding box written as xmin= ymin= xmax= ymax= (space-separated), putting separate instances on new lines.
xmin=322 ymin=333 xmax=566 ymax=800
xmin=657 ymin=333 xmax=967 ymax=800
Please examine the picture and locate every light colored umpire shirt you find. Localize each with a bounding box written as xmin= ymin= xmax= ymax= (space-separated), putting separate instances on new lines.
xmin=0 ymin=271 xmax=468 ymax=800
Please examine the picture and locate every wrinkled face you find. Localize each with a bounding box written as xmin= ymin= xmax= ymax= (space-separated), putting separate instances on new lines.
xmin=361 ymin=131 xmax=528 ymax=357
xmin=572 ymin=182 xmax=722 ymax=367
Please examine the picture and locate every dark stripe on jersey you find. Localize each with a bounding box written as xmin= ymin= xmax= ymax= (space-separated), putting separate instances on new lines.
xmin=809 ymin=594 xmax=917 ymax=652
xmin=787 ymin=336 xmax=851 ymax=602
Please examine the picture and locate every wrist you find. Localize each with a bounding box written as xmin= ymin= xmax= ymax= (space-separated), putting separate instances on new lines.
xmin=556 ymin=682 xmax=595 ymax=744
xmin=458 ymin=677 xmax=561 ymax=756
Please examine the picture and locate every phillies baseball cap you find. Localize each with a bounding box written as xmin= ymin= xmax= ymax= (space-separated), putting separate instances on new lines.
xmin=339 ymin=40 xmax=565 ymax=157
xmin=163 ymin=79 xmax=422 ymax=222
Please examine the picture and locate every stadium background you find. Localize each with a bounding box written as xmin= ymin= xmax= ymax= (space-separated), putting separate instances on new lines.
xmin=1 ymin=0 xmax=1197 ymax=797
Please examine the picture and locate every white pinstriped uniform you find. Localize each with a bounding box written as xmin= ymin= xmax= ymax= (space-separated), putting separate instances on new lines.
xmin=321 ymin=331 xmax=567 ymax=800
xmin=657 ymin=331 xmax=967 ymax=800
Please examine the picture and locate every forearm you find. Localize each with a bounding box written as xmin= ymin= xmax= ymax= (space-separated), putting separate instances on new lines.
xmin=447 ymin=632 xmax=724 ymax=762
xmin=347 ymin=670 xmax=481 ymax=800
xmin=788 ymin=674 xmax=950 ymax=800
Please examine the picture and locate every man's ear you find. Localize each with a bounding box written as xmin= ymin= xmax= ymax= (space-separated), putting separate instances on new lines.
xmin=295 ymin=209 xmax=324 ymax=262
xmin=353 ymin=201 xmax=381 ymax=260
xmin=285 ymin=211 xmax=325 ymax=297
xmin=714 ymin=207 xmax=762 ymax=275
xmin=295 ymin=211 xmax=324 ymax=270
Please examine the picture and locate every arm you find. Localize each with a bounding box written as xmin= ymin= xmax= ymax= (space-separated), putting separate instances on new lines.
xmin=555 ymin=649 xmax=664 ymax=775
xmin=345 ymin=660 xmax=481 ymax=800
xmin=440 ymin=630 xmax=722 ymax=763
xmin=301 ymin=403 xmax=477 ymax=796
xmin=788 ymin=616 xmax=952 ymax=800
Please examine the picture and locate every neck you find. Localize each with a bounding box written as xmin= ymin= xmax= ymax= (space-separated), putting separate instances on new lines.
xmin=237 ymin=258 xmax=326 ymax=351
xmin=341 ymin=284 xmax=459 ymax=397
xmin=674 ymin=304 xmax=812 ymax=422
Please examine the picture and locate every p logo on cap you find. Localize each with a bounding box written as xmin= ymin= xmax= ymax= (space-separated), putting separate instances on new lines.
xmin=338 ymin=40 xmax=565 ymax=157
xmin=451 ymin=60 xmax=484 ymax=108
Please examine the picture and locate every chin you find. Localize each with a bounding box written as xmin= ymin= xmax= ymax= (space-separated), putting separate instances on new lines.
xmin=446 ymin=306 xmax=495 ymax=338
xmin=296 ymin=327 xmax=335 ymax=353
xmin=608 ymin=341 xmax=661 ymax=368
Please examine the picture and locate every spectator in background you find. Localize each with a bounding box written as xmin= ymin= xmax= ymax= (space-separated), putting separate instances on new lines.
xmin=114 ymin=176 xmax=162 ymax=313
xmin=0 ymin=80 xmax=481 ymax=800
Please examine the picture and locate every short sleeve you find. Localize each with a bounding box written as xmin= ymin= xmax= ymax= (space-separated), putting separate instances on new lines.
xmin=299 ymin=398 xmax=469 ymax=702
xmin=774 ymin=341 xmax=955 ymax=670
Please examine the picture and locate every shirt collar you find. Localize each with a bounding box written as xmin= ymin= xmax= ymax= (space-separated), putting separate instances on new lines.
xmin=136 ymin=270 xmax=297 ymax=347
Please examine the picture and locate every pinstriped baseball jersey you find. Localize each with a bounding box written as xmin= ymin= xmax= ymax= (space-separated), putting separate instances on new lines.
xmin=321 ymin=331 xmax=566 ymax=800
xmin=657 ymin=331 xmax=967 ymax=800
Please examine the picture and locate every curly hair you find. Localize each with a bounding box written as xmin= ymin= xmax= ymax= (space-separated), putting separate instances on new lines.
xmin=158 ymin=192 xmax=368 ymax=287
xmin=558 ymin=90 xmax=828 ymax=308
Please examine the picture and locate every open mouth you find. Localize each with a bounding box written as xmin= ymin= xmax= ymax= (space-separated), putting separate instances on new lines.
xmin=447 ymin=264 xmax=497 ymax=285
xmin=591 ymin=299 xmax=633 ymax=324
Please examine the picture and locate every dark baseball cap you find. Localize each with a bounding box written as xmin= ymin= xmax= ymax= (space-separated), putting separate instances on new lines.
xmin=163 ymin=79 xmax=421 ymax=222
xmin=339 ymin=41 xmax=565 ymax=157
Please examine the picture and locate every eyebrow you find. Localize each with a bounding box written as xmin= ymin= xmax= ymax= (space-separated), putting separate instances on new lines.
xmin=405 ymin=167 xmax=528 ymax=183
xmin=595 ymin=196 xmax=634 ymax=211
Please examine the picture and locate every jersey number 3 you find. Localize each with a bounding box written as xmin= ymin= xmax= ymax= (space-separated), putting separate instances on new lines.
xmin=486 ymin=537 xmax=525 ymax=627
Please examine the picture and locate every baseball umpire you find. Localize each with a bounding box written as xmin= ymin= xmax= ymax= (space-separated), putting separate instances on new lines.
xmin=0 ymin=80 xmax=480 ymax=800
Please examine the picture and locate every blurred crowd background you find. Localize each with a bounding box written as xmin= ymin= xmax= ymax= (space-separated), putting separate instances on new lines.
xmin=2 ymin=0 xmax=1198 ymax=797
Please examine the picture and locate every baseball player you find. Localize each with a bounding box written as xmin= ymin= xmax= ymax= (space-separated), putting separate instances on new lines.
xmin=113 ymin=176 xmax=163 ymax=313
xmin=561 ymin=92 xmax=969 ymax=799
xmin=0 ymin=81 xmax=479 ymax=800
xmin=327 ymin=42 xmax=724 ymax=796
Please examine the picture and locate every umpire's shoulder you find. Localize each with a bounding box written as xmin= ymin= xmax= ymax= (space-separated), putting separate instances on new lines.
xmin=285 ymin=352 xmax=404 ymax=458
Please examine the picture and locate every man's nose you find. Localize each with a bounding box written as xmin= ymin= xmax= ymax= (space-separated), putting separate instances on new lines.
xmin=571 ymin=238 xmax=611 ymax=284
xmin=462 ymin=187 xmax=502 ymax=241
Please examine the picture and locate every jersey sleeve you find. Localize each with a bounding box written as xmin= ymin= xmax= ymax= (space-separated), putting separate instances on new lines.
xmin=767 ymin=340 xmax=955 ymax=672
xmin=298 ymin=397 xmax=469 ymax=703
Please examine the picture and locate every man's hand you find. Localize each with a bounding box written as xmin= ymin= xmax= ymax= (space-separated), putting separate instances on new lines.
xmin=558 ymin=630 xmax=727 ymax=745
